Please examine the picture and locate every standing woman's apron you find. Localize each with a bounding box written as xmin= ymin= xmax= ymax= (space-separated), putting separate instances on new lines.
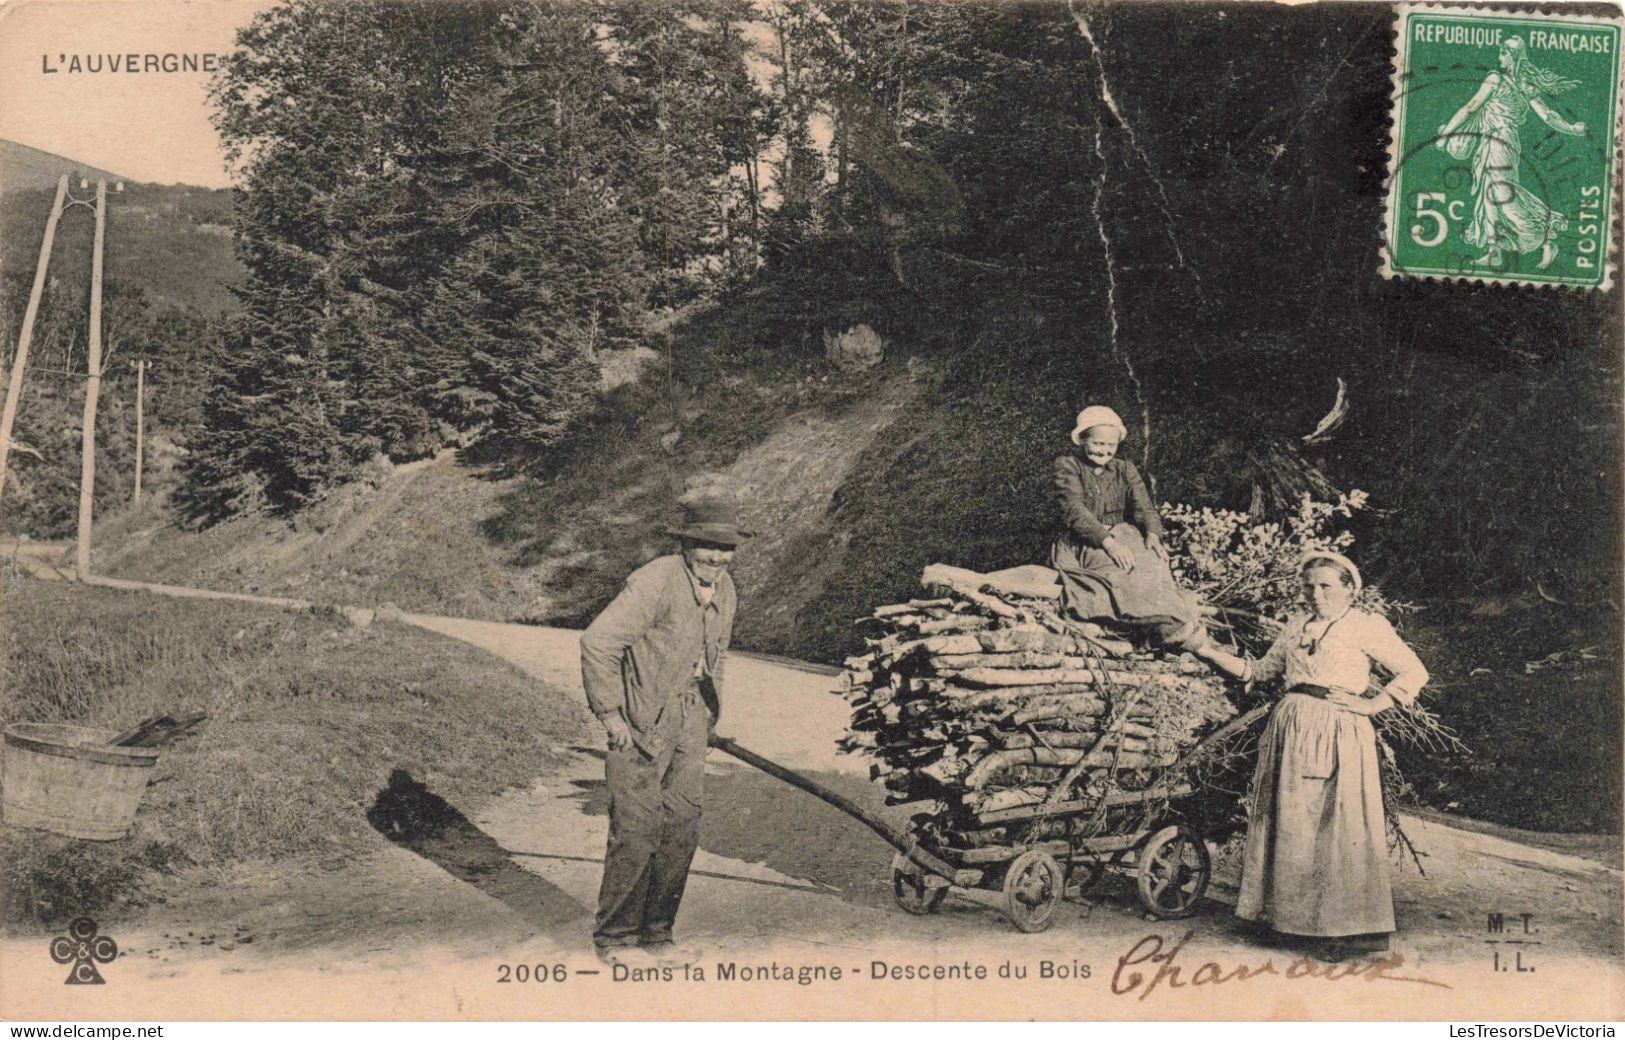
xmin=1236 ymin=638 xmax=1394 ymax=937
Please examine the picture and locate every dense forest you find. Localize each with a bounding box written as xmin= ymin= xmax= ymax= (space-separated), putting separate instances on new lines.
xmin=3 ymin=0 xmax=1618 ymax=612
xmin=172 ymin=0 xmax=1619 ymax=603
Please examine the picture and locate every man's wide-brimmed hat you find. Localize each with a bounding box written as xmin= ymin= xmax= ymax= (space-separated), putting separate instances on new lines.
xmin=667 ymin=493 xmax=752 ymax=547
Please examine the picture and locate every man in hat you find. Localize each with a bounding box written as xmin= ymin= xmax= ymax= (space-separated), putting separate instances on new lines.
xmin=579 ymin=491 xmax=747 ymax=967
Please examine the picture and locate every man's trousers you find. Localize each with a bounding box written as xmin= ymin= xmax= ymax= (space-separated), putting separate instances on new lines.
xmin=593 ymin=690 xmax=709 ymax=949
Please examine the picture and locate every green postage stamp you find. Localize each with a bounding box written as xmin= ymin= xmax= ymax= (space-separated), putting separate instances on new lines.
xmin=1384 ymin=3 xmax=1623 ymax=289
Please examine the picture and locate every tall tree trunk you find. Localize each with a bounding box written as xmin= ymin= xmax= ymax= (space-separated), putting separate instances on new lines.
xmin=747 ymin=153 xmax=761 ymax=241
xmin=775 ymin=17 xmax=794 ymax=202
xmin=895 ymin=1 xmax=910 ymax=133
xmin=836 ymin=104 xmax=849 ymax=190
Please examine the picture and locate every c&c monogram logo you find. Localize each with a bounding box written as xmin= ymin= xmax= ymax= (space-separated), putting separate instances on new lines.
xmin=50 ymin=917 xmax=117 ymax=984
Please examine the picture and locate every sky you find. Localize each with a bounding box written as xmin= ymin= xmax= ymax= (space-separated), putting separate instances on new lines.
xmin=0 ymin=0 xmax=825 ymax=190
xmin=0 ymin=0 xmax=271 ymax=187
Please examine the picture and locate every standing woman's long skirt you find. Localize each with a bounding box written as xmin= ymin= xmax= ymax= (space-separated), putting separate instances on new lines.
xmin=1236 ymin=692 xmax=1395 ymax=937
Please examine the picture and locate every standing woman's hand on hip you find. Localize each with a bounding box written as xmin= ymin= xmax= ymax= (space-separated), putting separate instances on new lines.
xmin=1325 ymin=690 xmax=1391 ymax=717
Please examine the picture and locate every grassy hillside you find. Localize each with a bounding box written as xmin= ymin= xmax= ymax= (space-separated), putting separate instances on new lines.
xmin=0 ymin=178 xmax=241 ymax=318
xmin=0 ymin=140 xmax=128 ymax=192
xmin=0 ymin=580 xmax=593 ymax=926
xmin=0 ymin=147 xmax=238 ymax=538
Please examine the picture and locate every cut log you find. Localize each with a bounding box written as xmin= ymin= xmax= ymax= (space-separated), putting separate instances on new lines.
xmin=884 ymin=625 xmax=1105 ymax=665
xmin=914 ymin=615 xmax=994 ymax=636
xmin=969 ymin=785 xmax=1194 ymax=826
xmin=873 ymin=599 xmax=953 ymax=618
xmin=920 ymin=563 xmax=1010 ymax=597
xmin=861 ymin=612 xmax=927 ymax=628
xmin=975 ymin=626 xmax=1098 ymax=652
xmin=997 ymin=729 xmax=1154 ymax=750
xmin=956 ymin=687 xmax=1108 ymax=713
xmin=1003 ymin=693 xmax=1153 ymax=723
xmin=930 ymin=651 xmax=1203 ymax=674
xmin=1087 ymin=636 xmax=1137 ymax=656
xmin=978 ymin=564 xmax=1065 ymax=600
xmin=963 ymin=747 xmax=1177 ymax=788
xmin=921 ymin=562 xmax=1065 ymax=602
xmin=923 ymin=565 xmax=1020 ymax=620
xmin=942 ymin=666 xmax=1184 ymax=689
xmin=971 ymin=785 xmax=1048 ymax=814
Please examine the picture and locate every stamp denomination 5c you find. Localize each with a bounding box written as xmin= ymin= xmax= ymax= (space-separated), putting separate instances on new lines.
xmin=1384 ymin=4 xmax=1623 ymax=289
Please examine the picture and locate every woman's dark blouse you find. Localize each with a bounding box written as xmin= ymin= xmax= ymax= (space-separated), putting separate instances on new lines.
xmin=1052 ymin=454 xmax=1163 ymax=548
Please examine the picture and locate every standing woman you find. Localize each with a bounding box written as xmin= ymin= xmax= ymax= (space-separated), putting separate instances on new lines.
xmin=1193 ymin=552 xmax=1428 ymax=958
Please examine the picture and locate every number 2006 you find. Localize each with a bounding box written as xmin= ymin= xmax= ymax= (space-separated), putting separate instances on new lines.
xmin=497 ymin=963 xmax=568 ymax=983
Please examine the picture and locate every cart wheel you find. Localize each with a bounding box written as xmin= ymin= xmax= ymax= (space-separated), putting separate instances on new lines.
xmin=891 ymin=853 xmax=947 ymax=915
xmin=1002 ymin=849 xmax=1064 ymax=932
xmin=1135 ymin=825 xmax=1211 ymax=919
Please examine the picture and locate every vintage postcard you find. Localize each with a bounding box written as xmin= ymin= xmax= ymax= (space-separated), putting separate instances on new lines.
xmin=0 ymin=0 xmax=1621 ymax=1025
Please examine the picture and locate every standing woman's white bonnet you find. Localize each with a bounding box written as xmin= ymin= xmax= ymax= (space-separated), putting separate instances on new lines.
xmin=1070 ymin=405 xmax=1129 ymax=445
xmin=1298 ymin=550 xmax=1362 ymax=596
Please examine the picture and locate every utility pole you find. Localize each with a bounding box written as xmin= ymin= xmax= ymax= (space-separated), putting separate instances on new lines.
xmin=0 ymin=174 xmax=68 ymax=504
xmin=75 ymin=179 xmax=106 ymax=580
xmin=132 ymin=358 xmax=146 ymax=504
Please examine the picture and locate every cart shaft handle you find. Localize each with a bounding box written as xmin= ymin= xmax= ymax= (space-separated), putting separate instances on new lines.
xmin=708 ymin=735 xmax=960 ymax=880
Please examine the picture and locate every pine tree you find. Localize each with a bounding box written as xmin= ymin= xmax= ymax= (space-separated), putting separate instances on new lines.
xmin=190 ymin=0 xmax=763 ymax=516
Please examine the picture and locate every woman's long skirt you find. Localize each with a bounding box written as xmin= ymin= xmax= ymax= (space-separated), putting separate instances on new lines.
xmin=1463 ymin=125 xmax=1569 ymax=256
xmin=1236 ymin=692 xmax=1395 ymax=937
xmin=1050 ymin=523 xmax=1205 ymax=651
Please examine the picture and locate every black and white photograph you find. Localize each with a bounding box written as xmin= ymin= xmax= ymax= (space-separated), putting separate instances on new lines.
xmin=0 ymin=0 xmax=1620 ymax=1023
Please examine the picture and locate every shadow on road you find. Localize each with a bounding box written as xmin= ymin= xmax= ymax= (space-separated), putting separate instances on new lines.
xmin=367 ymin=768 xmax=590 ymax=928
xmin=562 ymin=760 xmax=918 ymax=910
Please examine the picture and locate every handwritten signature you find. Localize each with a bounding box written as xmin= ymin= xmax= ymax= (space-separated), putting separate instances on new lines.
xmin=1111 ymin=931 xmax=1451 ymax=1000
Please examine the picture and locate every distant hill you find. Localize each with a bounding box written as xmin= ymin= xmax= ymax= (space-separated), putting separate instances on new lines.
xmin=0 ymin=139 xmax=130 ymax=193
xmin=0 ymin=141 xmax=242 ymax=317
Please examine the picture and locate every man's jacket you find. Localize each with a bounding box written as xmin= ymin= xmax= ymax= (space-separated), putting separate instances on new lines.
xmin=580 ymin=554 xmax=735 ymax=756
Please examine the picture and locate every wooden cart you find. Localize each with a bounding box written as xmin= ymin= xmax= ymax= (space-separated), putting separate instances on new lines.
xmin=885 ymin=807 xmax=1211 ymax=933
xmin=712 ymin=704 xmax=1265 ymax=934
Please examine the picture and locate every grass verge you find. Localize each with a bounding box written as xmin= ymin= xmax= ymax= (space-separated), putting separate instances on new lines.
xmin=0 ymin=580 xmax=593 ymax=929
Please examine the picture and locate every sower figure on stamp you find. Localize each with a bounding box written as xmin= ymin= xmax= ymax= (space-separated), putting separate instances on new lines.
xmin=580 ymin=490 xmax=747 ymax=969
xmin=1435 ymin=36 xmax=1587 ymax=272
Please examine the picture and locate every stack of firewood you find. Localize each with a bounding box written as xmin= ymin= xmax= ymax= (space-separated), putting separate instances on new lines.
xmin=839 ymin=564 xmax=1241 ymax=848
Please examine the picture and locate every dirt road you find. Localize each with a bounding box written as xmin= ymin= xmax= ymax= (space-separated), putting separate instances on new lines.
xmin=400 ymin=615 xmax=1624 ymax=1008
xmin=6 ymin=595 xmax=1622 ymax=1019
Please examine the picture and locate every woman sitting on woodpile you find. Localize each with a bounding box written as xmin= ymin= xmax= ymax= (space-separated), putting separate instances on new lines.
xmin=1192 ymin=551 xmax=1429 ymax=960
xmin=1050 ymin=406 xmax=1207 ymax=651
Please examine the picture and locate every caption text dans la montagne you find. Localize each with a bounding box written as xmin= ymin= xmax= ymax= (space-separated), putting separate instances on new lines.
xmin=601 ymin=959 xmax=1090 ymax=985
